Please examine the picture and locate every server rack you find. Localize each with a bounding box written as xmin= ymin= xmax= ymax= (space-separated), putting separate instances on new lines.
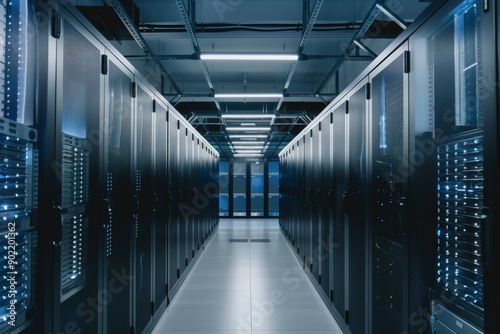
xmin=345 ymin=78 xmax=369 ymax=334
xmin=37 ymin=6 xmax=105 ymax=333
xmin=369 ymin=45 xmax=409 ymax=333
xmin=152 ymin=99 xmax=168 ymax=318
xmin=167 ymin=112 xmax=180 ymax=293
xmin=0 ymin=122 xmax=37 ymax=333
xmin=309 ymin=126 xmax=320 ymax=278
xmin=268 ymin=160 xmax=279 ymax=217
xmin=219 ymin=160 xmax=230 ymax=216
xmin=132 ymin=82 xmax=155 ymax=333
xmin=407 ymin=0 xmax=497 ymax=332
xmin=331 ymin=101 xmax=348 ymax=323
xmin=30 ymin=1 xmax=219 ymax=333
xmin=250 ymin=161 xmax=264 ymax=216
xmin=0 ymin=1 xmax=38 ymax=332
xmin=319 ymin=116 xmax=331 ymax=299
xmin=177 ymin=123 xmax=186 ymax=279
xmin=101 ymin=53 xmax=134 ymax=334
xmin=279 ymin=1 xmax=498 ymax=333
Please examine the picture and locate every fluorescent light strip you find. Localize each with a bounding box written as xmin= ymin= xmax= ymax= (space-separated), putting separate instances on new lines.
xmin=226 ymin=127 xmax=271 ymax=131
xmin=231 ymin=141 xmax=266 ymax=145
xmin=201 ymin=54 xmax=298 ymax=61
xmin=241 ymin=123 xmax=256 ymax=126
xmin=221 ymin=114 xmax=275 ymax=119
xmin=229 ymin=134 xmax=268 ymax=139
xmin=215 ymin=93 xmax=282 ymax=99
xmin=232 ymin=146 xmax=264 ymax=150
xmin=233 ymin=153 xmax=265 ymax=157
xmin=235 ymin=150 xmax=262 ymax=154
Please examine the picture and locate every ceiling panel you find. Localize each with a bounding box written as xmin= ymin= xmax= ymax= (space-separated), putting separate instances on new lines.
xmin=71 ymin=0 xmax=434 ymax=158
xmin=140 ymin=0 xmax=184 ymax=24
xmin=196 ymin=0 xmax=303 ymax=24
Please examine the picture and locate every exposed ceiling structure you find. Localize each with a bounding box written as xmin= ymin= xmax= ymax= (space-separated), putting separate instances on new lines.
xmin=74 ymin=0 xmax=432 ymax=158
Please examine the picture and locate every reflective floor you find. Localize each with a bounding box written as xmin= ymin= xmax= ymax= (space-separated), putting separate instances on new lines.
xmin=152 ymin=218 xmax=342 ymax=334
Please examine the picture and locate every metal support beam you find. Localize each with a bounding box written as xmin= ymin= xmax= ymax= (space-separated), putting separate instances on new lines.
xmin=175 ymin=0 xmax=218 ymax=105
xmin=353 ymin=40 xmax=378 ymax=58
xmin=104 ymin=0 xmax=182 ymax=95
xmin=315 ymin=0 xmax=408 ymax=94
xmin=376 ymin=3 xmax=408 ymax=29
xmin=277 ymin=0 xmax=325 ymax=111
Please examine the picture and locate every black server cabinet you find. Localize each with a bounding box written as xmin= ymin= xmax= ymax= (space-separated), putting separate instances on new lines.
xmin=1 ymin=0 xmax=37 ymax=332
xmin=284 ymin=150 xmax=291 ymax=241
xmin=232 ymin=161 xmax=246 ymax=217
xmin=345 ymin=79 xmax=369 ymax=334
xmin=102 ymin=54 xmax=134 ymax=334
xmin=37 ymin=7 xmax=105 ymax=332
xmin=211 ymin=152 xmax=218 ymax=230
xmin=219 ymin=160 xmax=230 ymax=216
xmin=200 ymin=144 xmax=206 ymax=238
xmin=168 ymin=114 xmax=179 ymax=290
xmin=303 ymin=133 xmax=312 ymax=267
xmin=185 ymin=129 xmax=193 ymax=266
xmin=408 ymin=0 xmax=497 ymax=332
xmin=132 ymin=82 xmax=155 ymax=333
xmin=331 ymin=101 xmax=347 ymax=320
xmin=193 ymin=138 xmax=200 ymax=253
xmin=369 ymin=46 xmax=409 ymax=333
xmin=178 ymin=124 xmax=188 ymax=276
xmin=310 ymin=125 xmax=321 ymax=280
xmin=288 ymin=146 xmax=303 ymax=248
xmin=268 ymin=160 xmax=280 ymax=217
xmin=295 ymin=139 xmax=304 ymax=261
xmin=152 ymin=100 xmax=168 ymax=315
xmin=319 ymin=116 xmax=332 ymax=299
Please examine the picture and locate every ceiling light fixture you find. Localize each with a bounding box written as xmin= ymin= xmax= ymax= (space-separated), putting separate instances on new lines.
xmin=230 ymin=141 xmax=266 ymax=145
xmin=226 ymin=127 xmax=271 ymax=131
xmin=233 ymin=153 xmax=265 ymax=157
xmin=235 ymin=150 xmax=263 ymax=154
xmin=232 ymin=146 xmax=264 ymax=150
xmin=201 ymin=54 xmax=298 ymax=61
xmin=241 ymin=123 xmax=256 ymax=126
xmin=215 ymin=93 xmax=282 ymax=99
xmin=229 ymin=134 xmax=268 ymax=139
xmin=221 ymin=114 xmax=276 ymax=119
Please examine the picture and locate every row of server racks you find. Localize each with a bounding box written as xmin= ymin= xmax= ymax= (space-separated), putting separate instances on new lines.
xmin=279 ymin=0 xmax=498 ymax=333
xmin=219 ymin=159 xmax=280 ymax=217
xmin=1 ymin=1 xmax=219 ymax=333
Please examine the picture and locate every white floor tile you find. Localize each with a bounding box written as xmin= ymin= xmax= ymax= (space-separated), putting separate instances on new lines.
xmin=154 ymin=307 xmax=251 ymax=331
xmin=250 ymin=308 xmax=341 ymax=331
xmin=152 ymin=219 xmax=341 ymax=333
